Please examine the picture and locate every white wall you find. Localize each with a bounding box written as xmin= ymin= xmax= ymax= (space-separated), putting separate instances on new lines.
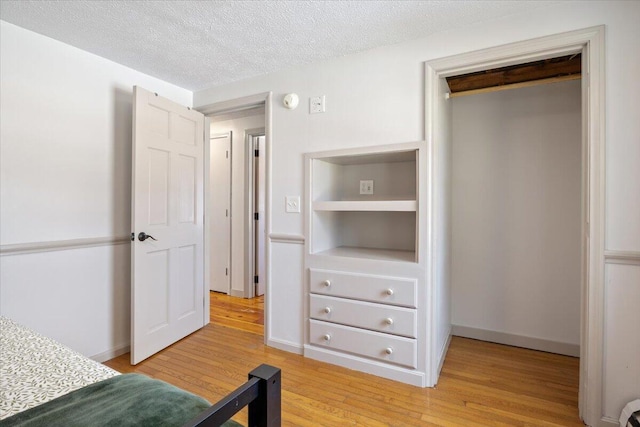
xmin=194 ymin=1 xmax=640 ymax=420
xmin=0 ymin=21 xmax=192 ymax=359
xmin=1 ymin=245 xmax=130 ymax=360
xmin=450 ymin=80 xmax=582 ymax=350
xmin=603 ymin=263 xmax=640 ymax=419
xmin=268 ymin=241 xmax=304 ymax=352
xmin=210 ymin=111 xmax=265 ymax=297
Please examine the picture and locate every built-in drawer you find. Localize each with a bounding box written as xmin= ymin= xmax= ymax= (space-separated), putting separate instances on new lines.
xmin=309 ymin=319 xmax=417 ymax=368
xmin=309 ymin=294 xmax=417 ymax=338
xmin=309 ymin=268 xmax=417 ymax=308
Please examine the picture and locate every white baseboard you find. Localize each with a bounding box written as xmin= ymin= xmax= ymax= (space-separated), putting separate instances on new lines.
xmin=598 ymin=416 xmax=619 ymax=427
xmin=90 ymin=343 xmax=130 ymax=363
xmin=437 ymin=330 xmax=452 ymax=378
xmin=451 ymin=325 xmax=579 ymax=357
xmin=267 ymin=337 xmax=303 ymax=355
xmin=230 ymin=289 xmax=245 ymax=298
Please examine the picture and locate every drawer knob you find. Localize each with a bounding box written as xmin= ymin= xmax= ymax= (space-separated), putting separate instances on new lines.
xmin=323 ymin=307 xmax=332 ymax=314
xmin=384 ymin=347 xmax=393 ymax=355
xmin=322 ymin=334 xmax=331 ymax=342
xmin=322 ymin=280 xmax=331 ymax=287
xmin=384 ymin=317 xmax=394 ymax=325
xmin=385 ymin=288 xmax=394 ymax=296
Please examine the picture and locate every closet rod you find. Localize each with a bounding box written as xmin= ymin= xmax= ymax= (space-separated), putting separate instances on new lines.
xmin=448 ymin=74 xmax=581 ymax=98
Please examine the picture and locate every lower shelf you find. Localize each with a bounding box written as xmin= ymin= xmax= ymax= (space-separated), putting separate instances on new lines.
xmin=313 ymin=246 xmax=416 ymax=262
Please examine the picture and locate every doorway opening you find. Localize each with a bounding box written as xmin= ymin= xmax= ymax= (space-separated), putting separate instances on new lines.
xmin=208 ymin=107 xmax=265 ymax=297
xmin=425 ymin=27 xmax=605 ymax=425
xmin=200 ymin=92 xmax=272 ymax=343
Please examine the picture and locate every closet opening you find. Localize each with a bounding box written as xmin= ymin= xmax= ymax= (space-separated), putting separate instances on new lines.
xmin=448 ymin=54 xmax=583 ymax=358
xmin=425 ymin=27 xmax=605 ymax=425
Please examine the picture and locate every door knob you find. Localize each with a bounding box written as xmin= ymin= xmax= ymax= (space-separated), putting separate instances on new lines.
xmin=138 ymin=232 xmax=157 ymax=242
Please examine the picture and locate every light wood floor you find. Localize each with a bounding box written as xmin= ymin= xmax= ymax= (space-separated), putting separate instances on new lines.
xmin=208 ymin=291 xmax=264 ymax=334
xmin=105 ymin=292 xmax=583 ymax=426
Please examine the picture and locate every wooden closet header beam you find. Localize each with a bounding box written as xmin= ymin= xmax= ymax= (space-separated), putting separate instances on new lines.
xmin=446 ymin=53 xmax=581 ymax=97
xmin=448 ymin=74 xmax=581 ymax=98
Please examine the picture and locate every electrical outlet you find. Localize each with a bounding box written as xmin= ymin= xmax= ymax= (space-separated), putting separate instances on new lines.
xmin=309 ymin=96 xmax=326 ymax=114
xmin=285 ymin=196 xmax=300 ymax=213
xmin=359 ymin=180 xmax=374 ymax=195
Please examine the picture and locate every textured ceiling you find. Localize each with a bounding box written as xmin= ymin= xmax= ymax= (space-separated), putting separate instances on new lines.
xmin=0 ymin=1 xmax=560 ymax=91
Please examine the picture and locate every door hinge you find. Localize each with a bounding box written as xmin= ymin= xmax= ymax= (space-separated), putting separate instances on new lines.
xmin=254 ymin=275 xmax=259 ymax=284
xmin=225 ymin=268 xmax=228 ymax=276
xmin=226 ymin=150 xmax=229 ymax=159
xmin=254 ymin=212 xmax=259 ymax=221
xmin=254 ymin=149 xmax=259 ymax=157
xmin=225 ymin=209 xmax=229 ymax=217
xmin=130 ymin=232 xmax=134 ymax=241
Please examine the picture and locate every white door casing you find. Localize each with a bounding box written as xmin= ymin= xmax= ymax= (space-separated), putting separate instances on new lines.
xmin=131 ymin=86 xmax=206 ymax=365
xmin=210 ymin=132 xmax=232 ymax=294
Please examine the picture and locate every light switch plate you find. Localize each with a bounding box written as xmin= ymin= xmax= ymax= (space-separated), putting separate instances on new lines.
xmin=359 ymin=180 xmax=374 ymax=195
xmin=309 ymin=96 xmax=326 ymax=114
xmin=285 ymin=196 xmax=301 ymax=213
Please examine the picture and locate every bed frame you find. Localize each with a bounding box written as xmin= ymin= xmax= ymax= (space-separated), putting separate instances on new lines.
xmin=1 ymin=316 xmax=282 ymax=426
xmin=183 ymin=364 xmax=281 ymax=427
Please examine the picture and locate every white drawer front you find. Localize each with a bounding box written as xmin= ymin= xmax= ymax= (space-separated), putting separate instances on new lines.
xmin=309 ymin=269 xmax=417 ymax=307
xmin=309 ymin=319 xmax=417 ymax=368
xmin=310 ymin=294 xmax=417 ymax=338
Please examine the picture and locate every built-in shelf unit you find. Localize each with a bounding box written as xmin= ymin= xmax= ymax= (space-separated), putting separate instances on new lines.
xmin=308 ymin=146 xmax=418 ymax=263
xmin=304 ymin=141 xmax=433 ymax=387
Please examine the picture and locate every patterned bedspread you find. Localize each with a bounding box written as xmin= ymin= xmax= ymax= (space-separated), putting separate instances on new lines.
xmin=0 ymin=316 xmax=119 ymax=419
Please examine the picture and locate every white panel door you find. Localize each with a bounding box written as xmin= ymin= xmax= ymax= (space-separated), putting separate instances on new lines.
xmin=209 ymin=133 xmax=231 ymax=293
xmin=131 ymin=86 xmax=205 ymax=364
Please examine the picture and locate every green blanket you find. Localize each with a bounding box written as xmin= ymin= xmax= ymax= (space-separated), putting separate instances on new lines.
xmin=1 ymin=374 xmax=242 ymax=427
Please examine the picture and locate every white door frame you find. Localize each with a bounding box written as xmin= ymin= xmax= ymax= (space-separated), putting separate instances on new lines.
xmin=198 ymin=92 xmax=273 ymax=343
xmin=244 ymin=128 xmax=266 ymax=298
xmin=425 ymin=26 xmax=605 ymax=426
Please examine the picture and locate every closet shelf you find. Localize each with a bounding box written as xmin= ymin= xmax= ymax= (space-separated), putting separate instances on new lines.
xmin=313 ymin=200 xmax=417 ymax=212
